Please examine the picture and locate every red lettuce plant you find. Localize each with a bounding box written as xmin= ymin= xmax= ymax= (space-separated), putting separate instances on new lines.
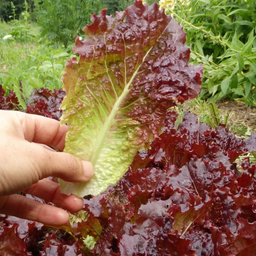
xmin=1 ymin=1 xmax=256 ymax=255
xmin=81 ymin=111 xmax=256 ymax=255
xmin=1 ymin=111 xmax=256 ymax=255
xmin=0 ymin=84 xmax=21 ymax=110
xmin=0 ymin=84 xmax=65 ymax=120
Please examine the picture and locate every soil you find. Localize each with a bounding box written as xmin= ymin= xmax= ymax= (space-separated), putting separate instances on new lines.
xmin=181 ymin=99 xmax=256 ymax=137
xmin=216 ymin=100 xmax=256 ymax=134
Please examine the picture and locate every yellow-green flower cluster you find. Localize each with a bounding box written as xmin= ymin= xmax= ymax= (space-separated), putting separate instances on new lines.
xmin=159 ymin=0 xmax=190 ymax=11
xmin=159 ymin=0 xmax=176 ymax=10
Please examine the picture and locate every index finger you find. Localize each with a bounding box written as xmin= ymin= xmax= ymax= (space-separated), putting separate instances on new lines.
xmin=18 ymin=112 xmax=68 ymax=151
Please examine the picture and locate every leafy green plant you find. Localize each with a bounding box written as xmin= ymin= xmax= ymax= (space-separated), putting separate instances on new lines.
xmin=231 ymin=123 xmax=252 ymax=138
xmin=34 ymin=0 xmax=104 ymax=48
xmin=0 ymin=22 xmax=72 ymax=108
xmin=8 ymin=19 xmax=35 ymax=43
xmin=10 ymin=1 xmax=17 ymax=20
xmin=29 ymin=51 xmax=70 ymax=90
xmin=103 ymin=0 xmax=120 ymax=14
xmin=161 ymin=0 xmax=256 ymax=106
xmin=0 ymin=0 xmax=30 ymax=21
xmin=5 ymin=1 xmax=35 ymax=43
xmin=20 ymin=0 xmax=30 ymax=23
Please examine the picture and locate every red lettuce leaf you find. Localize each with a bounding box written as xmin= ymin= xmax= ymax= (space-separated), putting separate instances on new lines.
xmin=26 ymin=88 xmax=65 ymax=120
xmin=0 ymin=223 xmax=31 ymax=256
xmin=0 ymin=85 xmax=65 ymax=120
xmin=59 ymin=0 xmax=203 ymax=197
xmin=0 ymin=84 xmax=20 ymax=110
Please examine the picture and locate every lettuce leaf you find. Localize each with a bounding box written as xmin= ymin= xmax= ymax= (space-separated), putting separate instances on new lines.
xmin=59 ymin=1 xmax=202 ymax=197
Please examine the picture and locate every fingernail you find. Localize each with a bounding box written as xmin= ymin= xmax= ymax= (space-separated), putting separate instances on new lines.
xmin=82 ymin=161 xmax=94 ymax=179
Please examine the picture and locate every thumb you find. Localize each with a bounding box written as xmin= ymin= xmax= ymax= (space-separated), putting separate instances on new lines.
xmin=36 ymin=145 xmax=94 ymax=183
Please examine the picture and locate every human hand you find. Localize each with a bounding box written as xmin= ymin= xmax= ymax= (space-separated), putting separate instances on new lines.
xmin=0 ymin=110 xmax=93 ymax=226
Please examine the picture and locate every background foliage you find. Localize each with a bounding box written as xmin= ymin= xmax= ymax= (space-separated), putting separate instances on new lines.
xmin=163 ymin=0 xmax=256 ymax=106
xmin=104 ymin=0 xmax=156 ymax=14
xmin=0 ymin=0 xmax=34 ymax=21
xmin=1 ymin=0 xmax=157 ymax=46
xmin=34 ymin=0 xmax=104 ymax=48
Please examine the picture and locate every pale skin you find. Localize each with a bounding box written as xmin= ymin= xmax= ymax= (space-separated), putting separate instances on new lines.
xmin=0 ymin=110 xmax=93 ymax=226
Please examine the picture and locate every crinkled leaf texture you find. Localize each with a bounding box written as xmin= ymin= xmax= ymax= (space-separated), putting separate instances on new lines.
xmin=2 ymin=84 xmax=256 ymax=254
xmin=59 ymin=1 xmax=202 ymax=197
xmin=79 ymin=112 xmax=256 ymax=255
xmin=0 ymin=84 xmax=65 ymax=120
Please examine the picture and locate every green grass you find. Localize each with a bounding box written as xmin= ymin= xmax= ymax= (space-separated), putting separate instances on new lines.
xmin=0 ymin=21 xmax=73 ymax=108
xmin=0 ymin=22 xmax=12 ymax=37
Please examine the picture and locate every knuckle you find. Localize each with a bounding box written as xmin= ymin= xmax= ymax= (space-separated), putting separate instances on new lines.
xmin=65 ymin=154 xmax=80 ymax=177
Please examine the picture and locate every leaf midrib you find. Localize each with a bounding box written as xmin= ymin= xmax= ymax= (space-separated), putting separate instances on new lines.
xmin=89 ymin=18 xmax=172 ymax=167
